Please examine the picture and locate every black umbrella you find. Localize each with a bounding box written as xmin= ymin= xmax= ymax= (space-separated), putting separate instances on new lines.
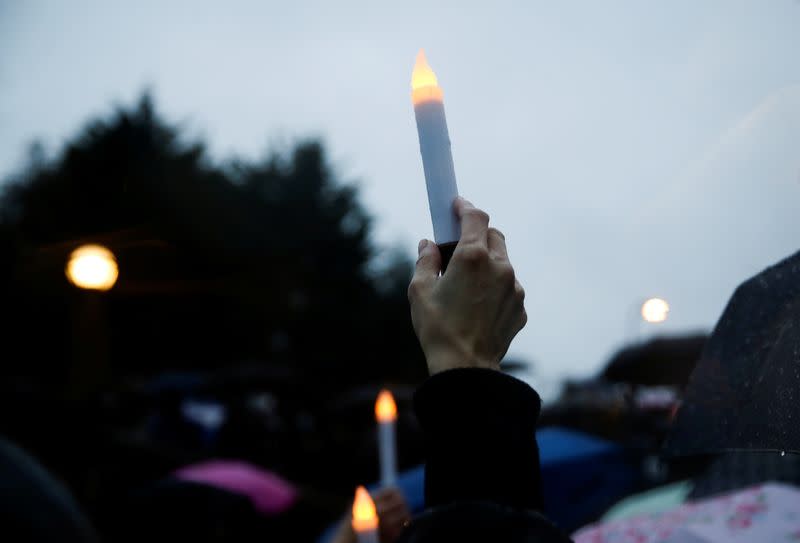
xmin=664 ymin=249 xmax=800 ymax=457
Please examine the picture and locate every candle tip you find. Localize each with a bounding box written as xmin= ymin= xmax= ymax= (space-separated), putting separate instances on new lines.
xmin=375 ymin=389 xmax=398 ymax=422
xmin=351 ymin=486 xmax=378 ymax=532
xmin=411 ymin=49 xmax=443 ymax=104
xmin=412 ymin=50 xmax=438 ymax=90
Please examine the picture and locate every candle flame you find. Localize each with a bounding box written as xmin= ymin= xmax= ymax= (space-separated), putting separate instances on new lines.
xmin=411 ymin=49 xmax=444 ymax=104
xmin=351 ymin=486 xmax=378 ymax=532
xmin=412 ymin=49 xmax=438 ymax=89
xmin=375 ymin=389 xmax=397 ymax=423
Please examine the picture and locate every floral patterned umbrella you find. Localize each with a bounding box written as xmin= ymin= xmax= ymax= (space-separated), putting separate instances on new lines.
xmin=573 ymin=482 xmax=800 ymax=543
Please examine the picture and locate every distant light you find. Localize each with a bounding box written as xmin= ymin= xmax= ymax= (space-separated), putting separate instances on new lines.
xmin=66 ymin=244 xmax=119 ymax=291
xmin=641 ymin=297 xmax=669 ymax=323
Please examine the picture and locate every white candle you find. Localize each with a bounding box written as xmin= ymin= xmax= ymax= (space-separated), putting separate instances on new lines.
xmin=411 ymin=49 xmax=460 ymax=264
xmin=375 ymin=389 xmax=398 ymax=488
xmin=351 ymin=486 xmax=380 ymax=543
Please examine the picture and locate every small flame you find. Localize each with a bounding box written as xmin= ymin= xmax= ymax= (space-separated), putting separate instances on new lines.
xmin=351 ymin=486 xmax=378 ymax=532
xmin=375 ymin=389 xmax=397 ymax=423
xmin=412 ymin=49 xmax=438 ymax=89
xmin=411 ymin=49 xmax=444 ymax=104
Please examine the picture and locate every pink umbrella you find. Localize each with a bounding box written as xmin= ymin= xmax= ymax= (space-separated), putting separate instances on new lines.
xmin=174 ymin=460 xmax=298 ymax=516
xmin=574 ymin=483 xmax=800 ymax=543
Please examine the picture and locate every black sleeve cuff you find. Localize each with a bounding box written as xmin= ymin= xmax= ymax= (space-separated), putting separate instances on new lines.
xmin=414 ymin=368 xmax=544 ymax=511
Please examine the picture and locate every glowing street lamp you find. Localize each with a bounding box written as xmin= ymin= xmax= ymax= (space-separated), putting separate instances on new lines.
xmin=65 ymin=244 xmax=119 ymax=291
xmin=641 ymin=297 xmax=669 ymax=323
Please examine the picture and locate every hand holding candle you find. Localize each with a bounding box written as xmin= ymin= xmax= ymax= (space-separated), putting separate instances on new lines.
xmin=374 ymin=488 xmax=411 ymax=543
xmin=332 ymin=487 xmax=411 ymax=543
xmin=411 ymin=49 xmax=460 ymax=271
xmin=408 ymin=199 xmax=527 ymax=375
xmin=375 ymin=389 xmax=398 ymax=488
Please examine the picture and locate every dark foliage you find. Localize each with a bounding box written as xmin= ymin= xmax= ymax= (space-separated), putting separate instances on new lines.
xmin=0 ymin=94 xmax=424 ymax=383
xmin=0 ymin=95 xmax=427 ymax=537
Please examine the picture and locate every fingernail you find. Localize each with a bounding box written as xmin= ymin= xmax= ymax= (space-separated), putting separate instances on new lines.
xmin=418 ymin=239 xmax=428 ymax=255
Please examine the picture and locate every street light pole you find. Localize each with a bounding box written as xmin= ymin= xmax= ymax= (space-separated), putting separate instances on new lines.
xmin=65 ymin=244 xmax=119 ymax=399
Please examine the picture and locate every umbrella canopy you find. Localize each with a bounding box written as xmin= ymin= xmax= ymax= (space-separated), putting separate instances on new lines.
xmin=602 ymin=480 xmax=694 ymax=522
xmin=537 ymin=427 xmax=640 ymax=532
xmin=574 ymin=482 xmax=800 ymax=543
xmin=688 ymin=450 xmax=800 ymax=500
xmin=664 ymin=250 xmax=800 ymax=457
xmin=173 ymin=460 xmax=298 ymax=516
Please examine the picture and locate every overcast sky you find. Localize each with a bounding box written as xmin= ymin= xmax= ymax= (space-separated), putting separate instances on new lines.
xmin=2 ymin=1 xmax=798 ymax=399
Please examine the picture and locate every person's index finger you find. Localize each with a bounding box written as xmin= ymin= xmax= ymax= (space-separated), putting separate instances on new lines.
xmin=454 ymin=197 xmax=490 ymax=246
xmin=487 ymin=228 xmax=508 ymax=260
xmin=411 ymin=239 xmax=441 ymax=285
xmin=376 ymin=501 xmax=408 ymax=516
xmin=372 ymin=488 xmax=399 ymax=504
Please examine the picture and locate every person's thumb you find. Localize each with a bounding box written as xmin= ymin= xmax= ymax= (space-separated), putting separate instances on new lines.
xmin=414 ymin=239 xmax=442 ymax=282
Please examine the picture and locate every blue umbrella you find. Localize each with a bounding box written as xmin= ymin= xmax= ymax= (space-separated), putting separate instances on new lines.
xmin=537 ymin=427 xmax=640 ymax=531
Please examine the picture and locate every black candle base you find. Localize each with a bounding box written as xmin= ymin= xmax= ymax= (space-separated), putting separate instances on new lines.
xmin=438 ymin=241 xmax=457 ymax=273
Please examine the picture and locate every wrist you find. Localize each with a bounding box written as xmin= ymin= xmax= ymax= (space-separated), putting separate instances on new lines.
xmin=424 ymin=345 xmax=500 ymax=375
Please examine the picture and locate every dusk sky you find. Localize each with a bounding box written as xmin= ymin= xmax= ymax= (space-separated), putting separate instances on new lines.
xmin=2 ymin=1 xmax=798 ymax=399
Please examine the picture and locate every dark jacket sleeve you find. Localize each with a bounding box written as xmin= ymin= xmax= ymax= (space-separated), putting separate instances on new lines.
xmin=413 ymin=368 xmax=544 ymax=511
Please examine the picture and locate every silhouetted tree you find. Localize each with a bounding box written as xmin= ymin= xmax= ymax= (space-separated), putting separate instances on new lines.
xmin=1 ymin=94 xmax=426 ymax=384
